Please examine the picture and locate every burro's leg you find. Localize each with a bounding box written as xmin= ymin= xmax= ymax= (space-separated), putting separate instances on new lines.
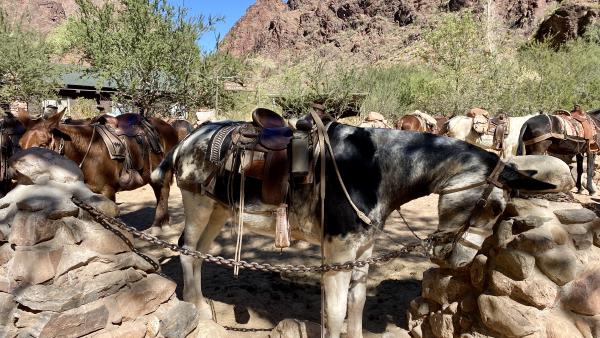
xmin=180 ymin=190 xmax=228 ymax=319
xmin=322 ymin=235 xmax=364 ymax=338
xmin=346 ymin=240 xmax=374 ymax=338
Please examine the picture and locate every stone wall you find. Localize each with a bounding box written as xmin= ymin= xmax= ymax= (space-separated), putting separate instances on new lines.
xmin=407 ymin=197 xmax=600 ymax=338
xmin=0 ymin=149 xmax=227 ymax=338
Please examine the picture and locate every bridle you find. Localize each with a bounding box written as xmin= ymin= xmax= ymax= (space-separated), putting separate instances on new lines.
xmin=434 ymin=159 xmax=508 ymax=255
xmin=47 ymin=125 xmax=97 ymax=168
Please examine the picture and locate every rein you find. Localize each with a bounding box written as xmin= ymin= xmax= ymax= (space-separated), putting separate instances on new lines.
xmin=48 ymin=125 xmax=96 ymax=168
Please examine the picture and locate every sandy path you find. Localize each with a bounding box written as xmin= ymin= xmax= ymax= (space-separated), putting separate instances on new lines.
xmin=116 ymin=185 xmax=439 ymax=337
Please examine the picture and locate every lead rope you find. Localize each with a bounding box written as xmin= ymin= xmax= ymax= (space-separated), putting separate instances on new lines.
xmin=79 ymin=125 xmax=96 ymax=168
xmin=309 ymin=111 xmax=372 ymax=225
xmin=312 ymin=111 xmax=327 ymax=338
xmin=234 ymin=151 xmax=246 ymax=277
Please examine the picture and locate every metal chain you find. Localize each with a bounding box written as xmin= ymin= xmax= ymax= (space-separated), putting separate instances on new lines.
xmin=72 ymin=196 xmax=442 ymax=274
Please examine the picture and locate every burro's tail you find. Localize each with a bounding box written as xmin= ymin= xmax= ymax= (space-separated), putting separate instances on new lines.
xmin=516 ymin=121 xmax=528 ymax=156
xmin=151 ymin=146 xmax=176 ymax=186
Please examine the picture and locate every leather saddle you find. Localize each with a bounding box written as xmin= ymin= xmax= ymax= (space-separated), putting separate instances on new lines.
xmin=230 ymin=108 xmax=294 ymax=205
xmin=554 ymin=110 xmax=598 ymax=151
xmin=94 ymin=113 xmax=163 ymax=190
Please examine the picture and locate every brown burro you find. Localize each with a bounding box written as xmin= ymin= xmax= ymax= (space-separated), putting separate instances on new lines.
xmin=16 ymin=110 xmax=179 ymax=229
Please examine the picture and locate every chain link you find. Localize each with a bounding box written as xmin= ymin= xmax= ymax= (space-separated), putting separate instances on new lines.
xmin=72 ymin=196 xmax=443 ymax=273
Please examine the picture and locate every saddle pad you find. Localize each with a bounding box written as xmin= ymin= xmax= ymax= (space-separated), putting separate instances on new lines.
xmin=206 ymin=123 xmax=239 ymax=163
xmin=141 ymin=119 xmax=163 ymax=154
xmin=555 ymin=115 xmax=585 ymax=139
xmin=96 ymin=125 xmax=127 ymax=161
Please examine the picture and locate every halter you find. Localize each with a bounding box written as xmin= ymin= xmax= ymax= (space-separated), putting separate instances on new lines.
xmin=434 ymin=159 xmax=507 ymax=257
xmin=47 ymin=125 xmax=96 ymax=168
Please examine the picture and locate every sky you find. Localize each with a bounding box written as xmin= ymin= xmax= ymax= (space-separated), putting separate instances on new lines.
xmin=167 ymin=0 xmax=256 ymax=52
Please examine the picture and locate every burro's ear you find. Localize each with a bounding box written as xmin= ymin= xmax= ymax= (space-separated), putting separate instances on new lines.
xmin=499 ymin=165 xmax=556 ymax=192
xmin=45 ymin=108 xmax=65 ymax=128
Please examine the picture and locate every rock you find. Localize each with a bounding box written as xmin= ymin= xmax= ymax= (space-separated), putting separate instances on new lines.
xmin=422 ymin=269 xmax=471 ymax=305
xmin=39 ymin=301 xmax=109 ymax=338
xmin=512 ymin=216 xmax=549 ymax=233
xmin=429 ymin=312 xmax=453 ymax=338
xmin=536 ymin=246 xmax=581 ymax=285
xmin=460 ymin=296 xmax=477 ymax=313
xmin=555 ymin=209 xmax=597 ymax=225
xmin=534 ymin=4 xmax=598 ymax=47
xmin=510 ymin=226 xmax=558 ymax=253
xmin=54 ymin=245 xmax=101 ymax=277
xmin=15 ymin=268 xmax=143 ymax=312
xmin=382 ymin=327 xmax=412 ymax=338
xmin=493 ymin=248 xmax=535 ymax=280
xmin=114 ymin=274 xmax=176 ymax=320
xmin=478 ymin=295 xmax=544 ymax=337
xmin=0 ymin=324 xmax=18 ymax=338
xmin=495 ymin=219 xmax=514 ymax=247
xmin=9 ymin=147 xmax=84 ymax=184
xmin=410 ymin=296 xmax=439 ymax=317
xmin=545 ymin=312 xmax=585 ymax=338
xmin=154 ymin=300 xmax=200 ymax=338
xmin=505 ymin=198 xmax=550 ymax=218
xmin=78 ymin=225 xmax=132 ymax=255
xmin=14 ymin=310 xmax=54 ymax=337
xmin=565 ymin=224 xmax=593 ymax=250
xmin=88 ymin=320 xmax=147 ymax=338
xmin=8 ymin=212 xmax=61 ymax=246
xmin=0 ymin=293 xmax=16 ymax=326
xmin=191 ymin=320 xmax=228 ymax=338
xmin=0 ymin=243 xmax=13 ymax=266
xmin=489 ymin=270 xmax=558 ymax=309
xmin=562 ymin=266 xmax=600 ymax=315
xmin=470 ymin=254 xmax=487 ymax=290
xmin=9 ymin=246 xmax=63 ymax=286
xmin=79 ymin=194 xmax=119 ymax=218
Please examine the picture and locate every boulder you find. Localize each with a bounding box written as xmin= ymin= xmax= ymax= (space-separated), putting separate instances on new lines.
xmin=470 ymin=254 xmax=487 ymax=290
xmin=114 ymin=274 xmax=176 ymax=321
xmin=478 ymin=295 xmax=544 ymax=337
xmin=534 ymin=4 xmax=598 ymax=47
xmin=536 ymin=246 xmax=581 ymax=286
xmin=8 ymin=246 xmax=63 ymax=286
xmin=493 ymin=248 xmax=535 ymax=280
xmin=382 ymin=326 xmax=412 ymax=338
xmin=565 ymin=224 xmax=593 ymax=250
xmin=154 ymin=300 xmax=200 ymax=338
xmin=554 ymin=209 xmax=597 ymax=225
xmin=422 ymin=269 xmax=472 ymax=305
xmin=429 ymin=312 xmax=454 ymax=338
xmin=545 ymin=312 xmax=585 ymax=338
xmin=8 ymin=147 xmax=84 ymax=184
xmin=0 ymin=292 xmax=16 ymax=326
xmin=88 ymin=320 xmax=147 ymax=338
xmin=191 ymin=320 xmax=228 ymax=338
xmin=0 ymin=243 xmax=13 ymax=266
xmin=489 ymin=270 xmax=558 ymax=309
xmin=508 ymin=155 xmax=575 ymax=193
xmin=8 ymin=212 xmax=62 ymax=246
xmin=39 ymin=301 xmax=109 ymax=338
xmin=562 ymin=266 xmax=600 ymax=315
xmin=510 ymin=227 xmax=558 ymax=253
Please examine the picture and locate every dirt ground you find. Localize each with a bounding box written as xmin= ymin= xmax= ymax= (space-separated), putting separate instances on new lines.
xmin=116 ymin=183 xmax=596 ymax=337
xmin=116 ymin=184 xmax=438 ymax=337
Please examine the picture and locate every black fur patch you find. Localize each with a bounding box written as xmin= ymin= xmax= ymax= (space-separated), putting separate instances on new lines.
xmin=323 ymin=123 xmax=382 ymax=237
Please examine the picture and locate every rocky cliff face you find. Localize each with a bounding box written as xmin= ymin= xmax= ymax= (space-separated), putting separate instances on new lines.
xmin=0 ymin=0 xmax=106 ymax=35
xmin=221 ymin=0 xmax=598 ymax=62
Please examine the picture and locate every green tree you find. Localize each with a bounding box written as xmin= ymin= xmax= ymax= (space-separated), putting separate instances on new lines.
xmin=69 ymin=0 xmax=219 ymax=115
xmin=0 ymin=9 xmax=57 ymax=105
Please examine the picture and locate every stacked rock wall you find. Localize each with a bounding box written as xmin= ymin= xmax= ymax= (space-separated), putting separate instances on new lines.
xmin=408 ymin=197 xmax=600 ymax=338
xmin=0 ymin=149 xmax=227 ymax=338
